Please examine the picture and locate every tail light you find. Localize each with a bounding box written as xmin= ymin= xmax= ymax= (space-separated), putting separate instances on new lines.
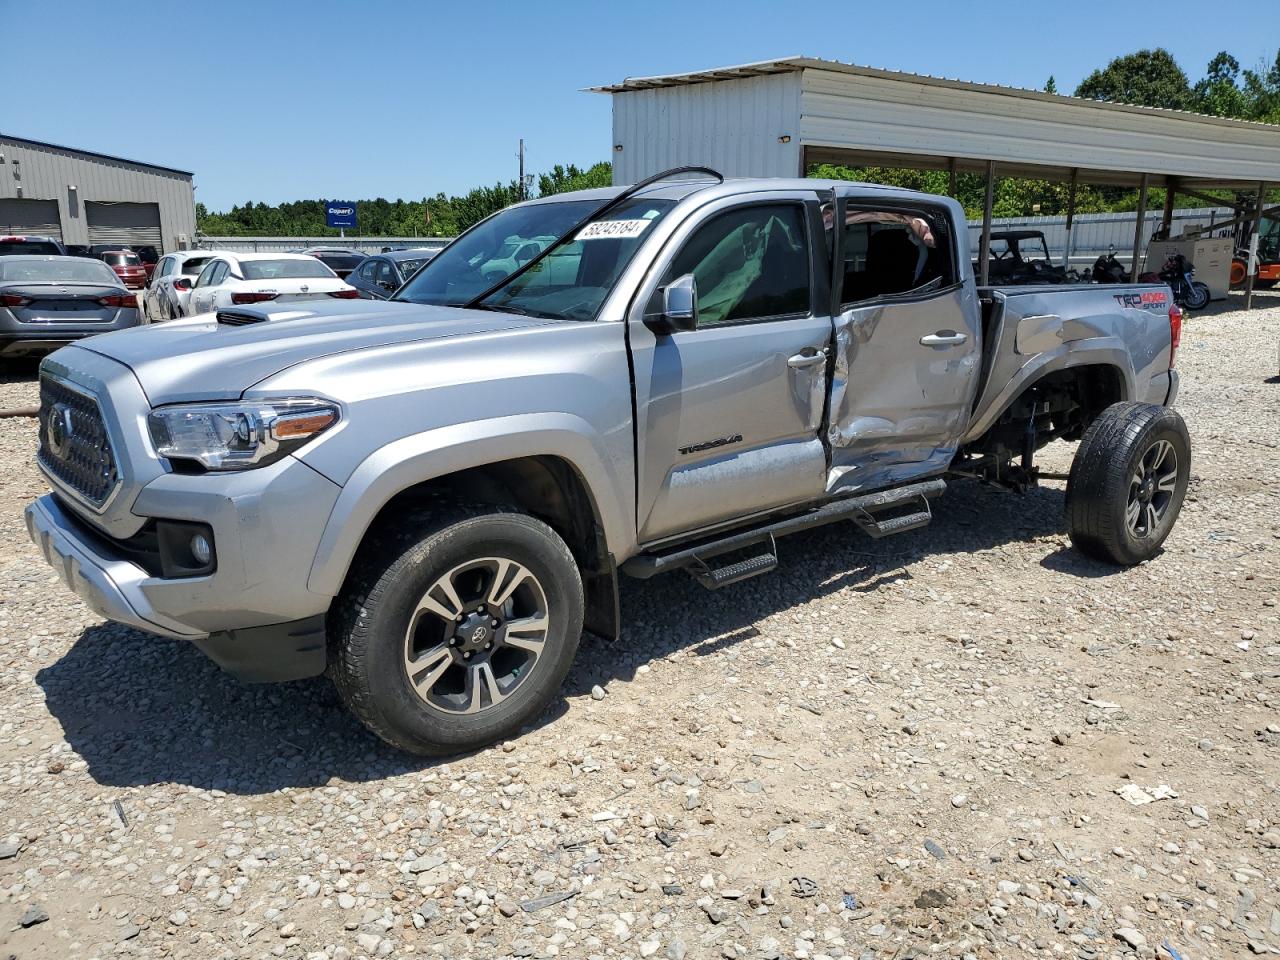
xmin=98 ymin=293 xmax=135 ymax=307
xmin=327 ymin=289 xmax=360 ymax=299
xmin=1168 ymin=304 xmax=1183 ymax=368
xmin=0 ymin=293 xmax=31 ymax=308
xmin=173 ymin=278 xmax=193 ymax=291
xmin=231 ymin=292 xmax=279 ymax=304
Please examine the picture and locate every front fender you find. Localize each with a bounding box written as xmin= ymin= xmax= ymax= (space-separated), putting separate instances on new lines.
xmin=306 ymin=413 xmax=632 ymax=597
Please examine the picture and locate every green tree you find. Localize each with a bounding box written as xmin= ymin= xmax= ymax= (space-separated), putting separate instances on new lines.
xmin=196 ymin=161 xmax=614 ymax=237
xmin=1044 ymin=76 xmax=1057 ymax=95
xmin=1193 ymin=52 xmax=1250 ymax=118
xmin=537 ymin=162 xmax=612 ymax=197
xmin=1075 ymin=48 xmax=1193 ymax=110
xmin=1242 ymin=49 xmax=1280 ymax=122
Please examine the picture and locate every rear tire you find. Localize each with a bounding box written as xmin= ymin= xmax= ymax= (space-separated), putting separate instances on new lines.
xmin=329 ymin=505 xmax=584 ymax=755
xmin=1065 ymin=401 xmax=1190 ymax=566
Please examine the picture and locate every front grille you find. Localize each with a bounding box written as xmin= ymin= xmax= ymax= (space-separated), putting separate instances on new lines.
xmin=37 ymin=375 xmax=120 ymax=507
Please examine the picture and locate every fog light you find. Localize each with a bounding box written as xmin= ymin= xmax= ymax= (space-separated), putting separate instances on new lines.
xmin=190 ymin=533 xmax=212 ymax=566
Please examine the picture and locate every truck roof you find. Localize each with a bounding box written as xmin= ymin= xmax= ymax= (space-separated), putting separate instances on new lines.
xmin=523 ymin=177 xmax=958 ymax=208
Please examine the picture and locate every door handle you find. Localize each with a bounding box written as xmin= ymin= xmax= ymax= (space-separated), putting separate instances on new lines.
xmin=787 ymin=350 xmax=827 ymax=368
xmin=919 ymin=331 xmax=968 ymax=346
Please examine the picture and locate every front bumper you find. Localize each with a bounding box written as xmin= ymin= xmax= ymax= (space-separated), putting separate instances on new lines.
xmin=27 ymin=493 xmax=332 ymax=682
xmin=25 ymin=493 xmax=202 ymax=640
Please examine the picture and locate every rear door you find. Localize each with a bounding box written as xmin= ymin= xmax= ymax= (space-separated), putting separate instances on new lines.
xmin=826 ymin=191 xmax=982 ymax=494
xmin=189 ymin=259 xmax=225 ymax=314
xmin=629 ymin=191 xmax=833 ymax=543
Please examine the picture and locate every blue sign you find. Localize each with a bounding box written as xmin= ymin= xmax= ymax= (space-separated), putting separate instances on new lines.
xmin=325 ymin=201 xmax=357 ymax=230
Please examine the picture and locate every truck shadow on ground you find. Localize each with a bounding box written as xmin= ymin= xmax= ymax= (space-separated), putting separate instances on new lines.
xmin=37 ymin=476 xmax=1112 ymax=793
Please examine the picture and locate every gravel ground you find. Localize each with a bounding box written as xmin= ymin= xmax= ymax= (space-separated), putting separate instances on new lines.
xmin=0 ymin=292 xmax=1277 ymax=960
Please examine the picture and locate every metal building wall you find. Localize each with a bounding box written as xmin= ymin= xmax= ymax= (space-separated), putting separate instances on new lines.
xmin=610 ymin=73 xmax=802 ymax=185
xmin=0 ymin=135 xmax=196 ymax=252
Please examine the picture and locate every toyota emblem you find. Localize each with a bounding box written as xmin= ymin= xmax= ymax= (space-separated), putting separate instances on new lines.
xmin=47 ymin=402 xmax=75 ymax=457
xmin=474 ymin=625 xmax=488 ymax=642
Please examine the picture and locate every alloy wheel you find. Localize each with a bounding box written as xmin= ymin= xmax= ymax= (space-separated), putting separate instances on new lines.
xmin=1125 ymin=439 xmax=1178 ymax=538
xmin=403 ymin=557 xmax=549 ymax=715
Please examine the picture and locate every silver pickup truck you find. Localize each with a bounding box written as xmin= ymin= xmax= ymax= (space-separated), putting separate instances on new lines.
xmin=24 ymin=169 xmax=1189 ymax=755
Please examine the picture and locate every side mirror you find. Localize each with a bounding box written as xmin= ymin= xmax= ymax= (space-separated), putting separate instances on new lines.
xmin=647 ymin=274 xmax=698 ymax=335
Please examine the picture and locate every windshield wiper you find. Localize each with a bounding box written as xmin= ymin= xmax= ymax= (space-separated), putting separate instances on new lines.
xmin=470 ymin=302 xmax=558 ymax=320
xmin=462 ymin=166 xmax=723 ymax=310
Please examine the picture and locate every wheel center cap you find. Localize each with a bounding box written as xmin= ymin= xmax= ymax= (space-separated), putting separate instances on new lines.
xmin=1139 ymin=475 xmax=1155 ymax=501
xmin=455 ymin=612 xmax=496 ymax=651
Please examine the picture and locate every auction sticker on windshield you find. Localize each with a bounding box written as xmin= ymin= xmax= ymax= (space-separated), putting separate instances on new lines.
xmin=576 ymin=219 xmax=653 ymax=241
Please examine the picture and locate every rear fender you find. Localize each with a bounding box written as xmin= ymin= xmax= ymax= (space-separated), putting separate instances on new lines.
xmin=963 ymin=338 xmax=1136 ymax=443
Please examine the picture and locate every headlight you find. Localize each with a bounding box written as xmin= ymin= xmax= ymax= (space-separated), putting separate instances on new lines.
xmin=147 ymin=399 xmax=339 ymax=470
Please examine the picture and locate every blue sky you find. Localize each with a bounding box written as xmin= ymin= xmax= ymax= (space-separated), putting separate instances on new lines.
xmin=4 ymin=0 xmax=1276 ymax=211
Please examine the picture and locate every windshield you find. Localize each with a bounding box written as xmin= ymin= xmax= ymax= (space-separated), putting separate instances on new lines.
xmin=242 ymin=259 xmax=335 ymax=280
xmin=396 ymin=258 xmax=427 ymax=277
xmin=0 ymin=259 xmax=119 ymax=283
xmin=395 ymin=196 xmax=675 ymax=321
xmin=104 ymin=252 xmax=140 ymax=266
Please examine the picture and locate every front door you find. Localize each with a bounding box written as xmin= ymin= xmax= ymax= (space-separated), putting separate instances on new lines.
xmin=826 ymin=193 xmax=983 ymax=495
xmin=629 ymin=194 xmax=833 ymax=543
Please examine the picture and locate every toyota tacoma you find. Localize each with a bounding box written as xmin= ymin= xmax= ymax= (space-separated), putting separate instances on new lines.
xmin=25 ymin=168 xmax=1189 ymax=755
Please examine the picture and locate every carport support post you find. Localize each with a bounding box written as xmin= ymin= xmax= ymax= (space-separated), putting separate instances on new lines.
xmin=1063 ymin=168 xmax=1078 ymax=269
xmin=978 ymin=160 xmax=996 ymax=287
xmin=1244 ymin=181 xmax=1266 ymax=310
xmin=1161 ymin=178 xmax=1178 ymax=236
xmin=947 ymin=158 xmax=957 ymax=198
xmin=1130 ymin=173 xmax=1150 ymax=282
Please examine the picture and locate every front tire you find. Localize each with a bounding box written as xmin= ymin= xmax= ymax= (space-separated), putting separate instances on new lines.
xmin=329 ymin=505 xmax=584 ymax=755
xmin=1065 ymin=402 xmax=1191 ymax=565
xmin=1184 ymin=281 xmax=1210 ymax=310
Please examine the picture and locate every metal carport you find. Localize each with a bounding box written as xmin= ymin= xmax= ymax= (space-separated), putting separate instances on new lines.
xmin=589 ymin=57 xmax=1280 ymax=306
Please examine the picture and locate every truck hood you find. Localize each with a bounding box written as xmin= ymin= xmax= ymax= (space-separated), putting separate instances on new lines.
xmin=74 ymin=300 xmax=557 ymax=403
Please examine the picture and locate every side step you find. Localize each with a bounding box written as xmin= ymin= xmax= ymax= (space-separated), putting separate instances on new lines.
xmin=688 ymin=536 xmax=778 ymax=590
xmin=622 ymin=478 xmax=946 ymax=581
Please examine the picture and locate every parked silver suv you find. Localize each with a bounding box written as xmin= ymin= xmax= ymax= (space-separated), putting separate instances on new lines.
xmin=26 ymin=170 xmax=1188 ymax=755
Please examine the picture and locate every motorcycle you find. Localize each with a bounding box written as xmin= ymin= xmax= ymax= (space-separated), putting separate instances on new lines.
xmin=1089 ymin=244 xmax=1128 ymax=284
xmin=1141 ymin=252 xmax=1211 ymax=310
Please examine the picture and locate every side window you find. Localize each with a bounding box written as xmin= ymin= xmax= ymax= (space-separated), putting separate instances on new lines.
xmin=838 ymin=206 xmax=954 ymax=307
xmin=194 ymin=261 xmax=218 ymax=287
xmin=660 ymin=204 xmax=810 ymax=327
xmin=375 ymin=260 xmax=397 ymax=287
xmin=358 ymin=260 xmax=377 ymax=281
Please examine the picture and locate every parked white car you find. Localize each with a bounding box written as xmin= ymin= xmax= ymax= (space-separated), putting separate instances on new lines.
xmin=186 ymin=252 xmax=358 ymax=314
xmin=144 ymin=251 xmax=222 ymax=322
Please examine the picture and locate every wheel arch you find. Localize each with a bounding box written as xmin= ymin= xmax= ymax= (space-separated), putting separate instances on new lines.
xmin=306 ymin=417 xmax=629 ymax=638
xmin=964 ymin=347 xmax=1136 ymax=444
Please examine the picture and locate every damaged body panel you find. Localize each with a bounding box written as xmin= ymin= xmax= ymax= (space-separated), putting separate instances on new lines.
xmin=826 ymin=286 xmax=982 ymax=495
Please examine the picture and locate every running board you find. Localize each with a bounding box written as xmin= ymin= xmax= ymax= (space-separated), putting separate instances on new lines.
xmin=622 ymin=478 xmax=946 ymax=581
xmin=688 ymin=536 xmax=778 ymax=590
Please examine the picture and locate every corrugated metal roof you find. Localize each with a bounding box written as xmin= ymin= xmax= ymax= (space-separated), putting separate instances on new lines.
xmin=587 ymin=55 xmax=1280 ymax=132
xmin=0 ymin=133 xmax=193 ymax=177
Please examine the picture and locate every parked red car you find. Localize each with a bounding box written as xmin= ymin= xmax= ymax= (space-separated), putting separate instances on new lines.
xmin=99 ymin=250 xmax=146 ymax=289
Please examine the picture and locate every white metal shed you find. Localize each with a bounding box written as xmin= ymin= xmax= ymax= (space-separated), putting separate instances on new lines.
xmin=590 ymin=56 xmax=1280 ymax=189
xmin=589 ymin=57 xmax=1280 ymax=300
